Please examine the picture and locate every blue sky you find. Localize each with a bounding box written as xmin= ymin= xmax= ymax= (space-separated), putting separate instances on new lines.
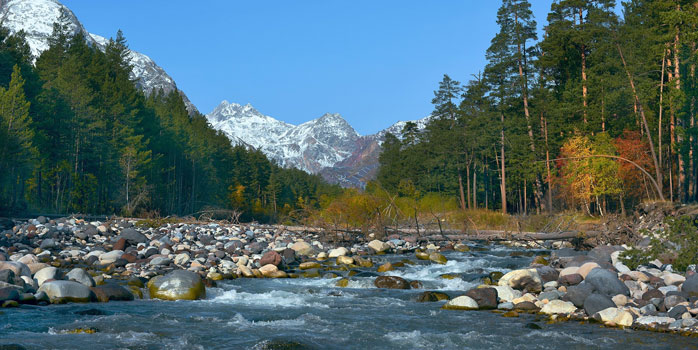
xmin=63 ymin=0 xmax=569 ymax=135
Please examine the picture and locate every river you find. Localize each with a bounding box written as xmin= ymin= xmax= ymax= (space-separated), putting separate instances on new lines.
xmin=1 ymin=247 xmax=695 ymax=349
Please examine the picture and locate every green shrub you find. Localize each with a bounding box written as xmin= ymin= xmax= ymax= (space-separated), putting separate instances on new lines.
xmin=620 ymin=215 xmax=698 ymax=271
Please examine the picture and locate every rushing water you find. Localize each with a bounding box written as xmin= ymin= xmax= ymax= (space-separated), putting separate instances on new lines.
xmin=1 ymin=247 xmax=696 ymax=349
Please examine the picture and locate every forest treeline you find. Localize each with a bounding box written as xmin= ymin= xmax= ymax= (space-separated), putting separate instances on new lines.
xmin=0 ymin=11 xmax=340 ymax=220
xmin=377 ymin=0 xmax=698 ymax=216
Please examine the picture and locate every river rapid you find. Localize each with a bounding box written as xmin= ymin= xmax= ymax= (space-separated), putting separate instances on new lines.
xmin=1 ymin=247 xmax=695 ymax=350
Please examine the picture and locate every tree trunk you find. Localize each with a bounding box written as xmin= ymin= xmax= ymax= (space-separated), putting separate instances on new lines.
xmin=466 ymin=164 xmax=471 ymax=209
xmin=579 ymin=8 xmax=588 ymax=125
xmin=659 ymin=47 xmax=667 ymax=170
xmin=617 ymin=43 xmax=664 ymax=200
xmin=500 ymin=113 xmax=507 ymax=214
xmin=515 ymin=12 xmax=544 ymax=213
xmin=472 ymin=163 xmax=477 ymax=209
xmin=674 ymin=27 xmax=685 ymax=202
xmin=458 ymin=170 xmax=466 ymax=211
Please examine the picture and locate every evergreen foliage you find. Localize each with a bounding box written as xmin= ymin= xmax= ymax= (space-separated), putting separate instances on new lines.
xmin=0 ymin=20 xmax=340 ymax=221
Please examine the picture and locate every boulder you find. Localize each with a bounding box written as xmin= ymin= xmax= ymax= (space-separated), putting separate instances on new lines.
xmin=259 ymin=251 xmax=282 ymax=267
xmin=682 ymin=273 xmax=698 ymax=296
xmin=442 ymin=296 xmax=479 ymax=310
xmin=368 ymin=240 xmax=390 ymax=253
xmin=492 ymin=285 xmax=521 ymax=302
xmin=559 ymin=266 xmax=580 ymax=277
xmin=0 ymin=270 xmax=15 ymax=284
xmin=585 ymin=268 xmax=629 ymax=296
xmin=38 ymin=280 xmax=96 ymax=303
xmin=112 ymin=238 xmax=127 ymax=251
xmin=374 ymin=276 xmax=410 ymax=289
xmin=583 ymin=293 xmax=616 ymax=316
xmin=118 ymin=228 xmax=147 ymax=245
xmin=259 ymin=264 xmax=279 ymax=277
xmin=498 ymin=269 xmax=542 ymax=293
xmin=594 ymin=307 xmax=634 ymax=327
xmin=535 ymin=266 xmax=559 ymax=283
xmin=540 ymin=300 xmax=577 ymax=315
xmin=99 ymin=250 xmax=123 ymax=265
xmin=663 ymin=273 xmax=685 ymax=286
xmin=0 ymin=261 xmax=31 ymax=278
xmin=377 ymin=263 xmax=393 ymax=273
xmin=0 ymin=287 xmax=19 ymax=302
xmin=559 ymin=273 xmax=583 ymax=286
xmin=90 ymin=284 xmax=134 ymax=302
xmin=147 ymin=270 xmax=206 ymax=300
xmin=336 ymin=256 xmax=354 ymax=265
xmin=299 ymin=262 xmax=322 ymax=270
xmin=34 ymin=266 xmax=61 ymax=287
xmin=66 ymin=268 xmax=95 ymax=287
xmin=290 ymin=241 xmax=315 ymax=256
xmin=635 ymin=316 xmax=675 ymax=326
xmin=428 ymin=252 xmax=447 ymax=265
xmin=577 ymin=262 xmax=600 ymax=279
xmin=328 ymin=247 xmax=348 ymax=258
xmin=416 ymin=291 xmax=450 ymax=302
xmin=149 ymin=257 xmax=172 ymax=266
xmin=465 ymin=287 xmax=498 ymax=309
xmin=174 ymin=253 xmax=190 ymax=266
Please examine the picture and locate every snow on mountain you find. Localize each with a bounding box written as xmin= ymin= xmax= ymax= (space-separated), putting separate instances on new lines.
xmin=0 ymin=0 xmax=196 ymax=113
xmin=375 ymin=115 xmax=435 ymax=142
xmin=206 ymin=100 xmax=430 ymax=187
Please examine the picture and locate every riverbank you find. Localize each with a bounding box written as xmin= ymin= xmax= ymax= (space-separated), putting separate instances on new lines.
xmin=1 ymin=215 xmax=697 ymax=349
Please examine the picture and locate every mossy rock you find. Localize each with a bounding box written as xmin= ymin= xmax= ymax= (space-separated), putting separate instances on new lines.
xmin=348 ymin=270 xmax=359 ymax=277
xmin=65 ymin=327 xmax=98 ymax=334
xmin=428 ymin=252 xmax=447 ymax=265
xmin=489 ymin=271 xmax=504 ymax=282
xmin=416 ymin=251 xmax=429 ymax=260
xmin=400 ymin=259 xmax=415 ymax=265
xmin=147 ymin=270 xmax=206 ymax=301
xmin=377 ymin=263 xmax=394 ymax=273
xmin=301 ymin=269 xmax=321 ymax=278
xmin=416 ymin=291 xmax=450 ymax=302
xmin=336 ymin=278 xmax=349 ymax=287
xmin=391 ymin=262 xmax=405 ymax=268
xmin=299 ymin=262 xmax=322 ymax=270
xmin=129 ymin=286 xmax=143 ymax=299
xmin=533 ymin=255 xmax=550 ymax=266
xmin=439 ymin=274 xmax=458 ymax=280
xmin=502 ymin=311 xmax=519 ymax=318
xmin=354 ymin=257 xmax=374 ymax=268
xmin=454 ymin=244 xmax=471 ymax=252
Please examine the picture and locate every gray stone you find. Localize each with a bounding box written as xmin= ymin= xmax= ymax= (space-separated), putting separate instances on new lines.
xmin=682 ymin=273 xmax=698 ymax=296
xmin=39 ymin=239 xmax=56 ymax=249
xmin=664 ymin=294 xmax=687 ymax=309
xmin=667 ymin=305 xmax=688 ymax=319
xmin=0 ymin=261 xmax=31 ymax=278
xmin=585 ymin=268 xmax=629 ymax=296
xmin=149 ymin=257 xmax=172 ymax=266
xmin=118 ymin=228 xmax=147 ymax=245
xmin=0 ymin=269 xmax=15 ymax=284
xmin=538 ymin=291 xmax=561 ymax=301
xmin=0 ymin=287 xmax=19 ymax=302
xmin=564 ymin=282 xmax=595 ymax=308
xmin=583 ymin=293 xmax=616 ymax=316
xmin=37 ymin=280 xmax=96 ymax=303
xmin=66 ymin=268 xmax=95 ymax=287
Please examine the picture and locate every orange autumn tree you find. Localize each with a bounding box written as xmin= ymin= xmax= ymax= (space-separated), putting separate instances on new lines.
xmin=558 ymin=133 xmax=622 ymax=215
xmin=614 ymin=130 xmax=655 ymax=206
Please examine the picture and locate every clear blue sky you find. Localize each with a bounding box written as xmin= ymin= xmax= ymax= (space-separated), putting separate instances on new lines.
xmin=62 ymin=0 xmax=567 ymax=135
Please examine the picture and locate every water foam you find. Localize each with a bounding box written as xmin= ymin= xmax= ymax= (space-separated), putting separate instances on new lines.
xmin=207 ymin=288 xmax=330 ymax=309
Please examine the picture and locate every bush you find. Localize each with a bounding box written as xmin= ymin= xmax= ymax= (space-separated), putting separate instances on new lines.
xmin=620 ymin=215 xmax=698 ymax=271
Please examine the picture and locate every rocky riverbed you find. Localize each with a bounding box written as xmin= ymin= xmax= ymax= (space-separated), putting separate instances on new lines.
xmin=1 ymin=216 xmax=698 ymax=349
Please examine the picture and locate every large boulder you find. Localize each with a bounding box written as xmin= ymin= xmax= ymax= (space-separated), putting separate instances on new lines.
xmin=594 ymin=307 xmax=634 ymax=327
xmin=38 ymin=280 xmax=96 ymax=303
xmin=465 ymin=287 xmax=498 ymax=309
xmin=290 ymin=241 xmax=315 ymax=256
xmin=118 ymin=228 xmax=147 ymax=245
xmin=682 ymin=274 xmax=698 ymax=296
xmin=416 ymin=291 xmax=450 ymax=302
xmin=498 ymin=269 xmax=542 ymax=293
xmin=367 ymin=240 xmax=390 ymax=253
xmin=442 ymin=296 xmax=478 ymax=310
xmin=540 ymin=300 xmax=577 ymax=315
xmin=0 ymin=287 xmax=19 ymax=302
xmin=259 ymin=251 xmax=282 ymax=267
xmin=34 ymin=266 xmax=61 ymax=287
xmin=328 ymin=247 xmax=348 ymax=258
xmin=564 ymin=283 xmax=595 ymax=308
xmin=492 ymin=285 xmax=521 ymax=303
xmin=583 ymin=293 xmax=616 ymax=316
xmin=577 ymin=262 xmax=600 ymax=279
xmin=90 ymin=284 xmax=134 ymax=302
xmin=585 ymin=268 xmax=629 ymax=296
xmin=147 ymin=270 xmax=206 ymax=300
xmin=374 ymin=276 xmax=410 ymax=289
xmin=66 ymin=268 xmax=95 ymax=287
xmin=99 ymin=250 xmax=124 ymax=265
xmin=0 ymin=261 xmax=31 ymax=278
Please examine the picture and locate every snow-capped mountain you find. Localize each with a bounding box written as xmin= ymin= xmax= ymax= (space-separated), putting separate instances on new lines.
xmin=206 ymin=101 xmax=431 ymax=187
xmin=0 ymin=0 xmax=196 ymax=113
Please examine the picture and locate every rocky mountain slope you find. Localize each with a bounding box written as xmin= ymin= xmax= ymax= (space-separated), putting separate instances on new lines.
xmin=206 ymin=101 xmax=430 ymax=187
xmin=0 ymin=0 xmax=196 ymax=112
